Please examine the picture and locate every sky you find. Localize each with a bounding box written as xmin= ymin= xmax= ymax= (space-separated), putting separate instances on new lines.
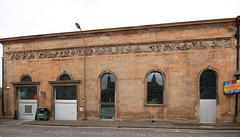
xmin=0 ymin=0 xmax=240 ymax=87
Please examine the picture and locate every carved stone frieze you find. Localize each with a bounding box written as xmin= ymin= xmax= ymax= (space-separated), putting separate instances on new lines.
xmin=5 ymin=39 xmax=231 ymax=61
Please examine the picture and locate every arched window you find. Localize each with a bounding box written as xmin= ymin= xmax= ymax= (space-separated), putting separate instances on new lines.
xmin=147 ymin=72 xmax=163 ymax=104
xmin=200 ymin=70 xmax=217 ymax=99
xmin=59 ymin=74 xmax=72 ymax=81
xmin=21 ymin=76 xmax=32 ymax=82
xmin=101 ymin=73 xmax=115 ymax=119
xmin=101 ymin=73 xmax=115 ymax=103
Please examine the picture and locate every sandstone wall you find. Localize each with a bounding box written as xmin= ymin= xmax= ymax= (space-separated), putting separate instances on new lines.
xmin=1 ymin=19 xmax=238 ymax=123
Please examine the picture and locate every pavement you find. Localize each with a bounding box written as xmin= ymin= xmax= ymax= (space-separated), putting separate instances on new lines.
xmin=13 ymin=120 xmax=240 ymax=130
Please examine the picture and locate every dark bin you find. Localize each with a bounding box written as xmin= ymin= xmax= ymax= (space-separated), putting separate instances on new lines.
xmin=36 ymin=108 xmax=50 ymax=120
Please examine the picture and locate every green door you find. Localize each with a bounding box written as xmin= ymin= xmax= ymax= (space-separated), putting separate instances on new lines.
xmin=101 ymin=73 xmax=115 ymax=119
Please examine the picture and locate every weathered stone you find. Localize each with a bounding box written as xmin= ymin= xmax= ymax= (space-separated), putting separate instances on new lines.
xmin=0 ymin=18 xmax=238 ymax=123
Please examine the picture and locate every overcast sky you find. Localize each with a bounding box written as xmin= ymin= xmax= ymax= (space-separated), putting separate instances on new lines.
xmin=0 ymin=0 xmax=240 ymax=87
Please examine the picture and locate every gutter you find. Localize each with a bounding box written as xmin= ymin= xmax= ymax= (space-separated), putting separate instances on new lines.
xmin=1 ymin=57 xmax=3 ymax=117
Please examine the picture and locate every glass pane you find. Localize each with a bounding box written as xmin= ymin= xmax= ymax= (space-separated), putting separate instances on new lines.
xmin=101 ymin=74 xmax=115 ymax=102
xmin=59 ymin=74 xmax=71 ymax=80
xmin=147 ymin=72 xmax=163 ymax=104
xmin=18 ymin=87 xmax=37 ymax=100
xmin=21 ymin=76 xmax=32 ymax=82
xmin=101 ymin=73 xmax=115 ymax=119
xmin=200 ymin=70 xmax=217 ymax=99
xmin=54 ymin=86 xmax=77 ymax=100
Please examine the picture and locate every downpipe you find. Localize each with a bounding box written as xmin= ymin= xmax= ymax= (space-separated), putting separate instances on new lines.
xmin=234 ymin=16 xmax=240 ymax=122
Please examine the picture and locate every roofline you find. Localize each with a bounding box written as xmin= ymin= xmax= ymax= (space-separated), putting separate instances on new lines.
xmin=0 ymin=17 xmax=236 ymax=43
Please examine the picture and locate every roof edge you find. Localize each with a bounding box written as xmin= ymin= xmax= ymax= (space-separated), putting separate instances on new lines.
xmin=0 ymin=17 xmax=236 ymax=43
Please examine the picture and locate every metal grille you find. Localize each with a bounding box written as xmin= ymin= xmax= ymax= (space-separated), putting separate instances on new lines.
xmin=25 ymin=105 xmax=32 ymax=113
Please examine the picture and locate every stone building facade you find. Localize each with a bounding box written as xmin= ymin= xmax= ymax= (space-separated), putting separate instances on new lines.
xmin=0 ymin=17 xmax=240 ymax=123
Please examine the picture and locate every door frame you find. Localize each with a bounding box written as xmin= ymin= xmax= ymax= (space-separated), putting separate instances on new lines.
xmin=54 ymin=85 xmax=78 ymax=120
xmin=197 ymin=67 xmax=221 ymax=123
xmin=11 ymin=81 xmax=40 ymax=119
xmin=99 ymin=70 xmax=117 ymax=120
xmin=49 ymin=80 xmax=80 ymax=120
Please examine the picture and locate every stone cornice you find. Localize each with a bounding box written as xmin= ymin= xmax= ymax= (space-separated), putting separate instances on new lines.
xmin=48 ymin=80 xmax=81 ymax=84
xmin=11 ymin=82 xmax=40 ymax=85
xmin=0 ymin=18 xmax=235 ymax=43
xmin=5 ymin=38 xmax=232 ymax=61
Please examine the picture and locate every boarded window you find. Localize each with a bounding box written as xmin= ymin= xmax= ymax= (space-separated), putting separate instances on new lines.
xmin=25 ymin=105 xmax=32 ymax=113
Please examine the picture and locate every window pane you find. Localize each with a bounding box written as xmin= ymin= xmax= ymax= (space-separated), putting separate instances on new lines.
xmin=21 ymin=76 xmax=32 ymax=82
xmin=147 ymin=72 xmax=163 ymax=104
xmin=18 ymin=87 xmax=37 ymax=100
xmin=59 ymin=74 xmax=71 ymax=80
xmin=101 ymin=74 xmax=115 ymax=103
xmin=54 ymin=86 xmax=77 ymax=100
xmin=200 ymin=70 xmax=217 ymax=99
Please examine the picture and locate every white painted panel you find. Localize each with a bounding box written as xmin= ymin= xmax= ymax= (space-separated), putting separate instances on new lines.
xmin=18 ymin=100 xmax=37 ymax=120
xmin=55 ymin=100 xmax=77 ymax=120
xmin=200 ymin=99 xmax=216 ymax=123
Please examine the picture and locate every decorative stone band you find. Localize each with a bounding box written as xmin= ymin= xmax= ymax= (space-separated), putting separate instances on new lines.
xmin=6 ymin=39 xmax=231 ymax=61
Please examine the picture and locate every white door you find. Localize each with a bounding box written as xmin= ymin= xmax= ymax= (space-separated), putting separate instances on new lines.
xmin=54 ymin=86 xmax=77 ymax=120
xmin=200 ymin=99 xmax=216 ymax=123
xmin=18 ymin=100 xmax=37 ymax=120
xmin=55 ymin=100 xmax=77 ymax=120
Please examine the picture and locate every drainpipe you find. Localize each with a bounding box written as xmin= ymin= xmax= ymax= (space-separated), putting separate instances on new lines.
xmin=1 ymin=57 xmax=4 ymax=117
xmin=235 ymin=16 xmax=240 ymax=118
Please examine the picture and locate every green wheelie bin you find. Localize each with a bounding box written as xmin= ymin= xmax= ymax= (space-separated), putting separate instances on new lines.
xmin=36 ymin=108 xmax=50 ymax=120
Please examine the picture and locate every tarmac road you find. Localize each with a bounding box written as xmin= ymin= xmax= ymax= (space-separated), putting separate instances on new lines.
xmin=0 ymin=120 xmax=240 ymax=137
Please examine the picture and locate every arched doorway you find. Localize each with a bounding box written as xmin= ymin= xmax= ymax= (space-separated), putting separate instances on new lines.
xmin=200 ymin=69 xmax=217 ymax=123
xmin=101 ymin=73 xmax=115 ymax=119
xmin=50 ymin=73 xmax=79 ymax=120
